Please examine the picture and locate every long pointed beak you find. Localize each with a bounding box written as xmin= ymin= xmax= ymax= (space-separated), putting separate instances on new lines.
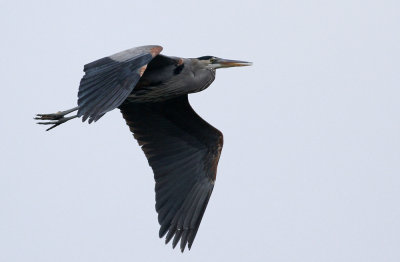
xmin=214 ymin=58 xmax=253 ymax=68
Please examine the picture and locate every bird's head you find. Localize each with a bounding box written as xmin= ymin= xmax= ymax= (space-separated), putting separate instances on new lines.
xmin=197 ymin=56 xmax=252 ymax=70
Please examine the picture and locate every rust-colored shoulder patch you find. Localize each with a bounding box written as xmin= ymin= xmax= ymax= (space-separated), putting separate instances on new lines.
xmin=139 ymin=65 xmax=148 ymax=77
xmin=150 ymin=46 xmax=163 ymax=57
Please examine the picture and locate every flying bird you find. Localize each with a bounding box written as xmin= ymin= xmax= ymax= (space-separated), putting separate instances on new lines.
xmin=35 ymin=45 xmax=252 ymax=252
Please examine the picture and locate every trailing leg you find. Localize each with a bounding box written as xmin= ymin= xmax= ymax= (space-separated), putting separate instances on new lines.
xmin=35 ymin=106 xmax=79 ymax=131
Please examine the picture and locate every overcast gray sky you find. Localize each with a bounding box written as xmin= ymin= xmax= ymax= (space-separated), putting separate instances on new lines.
xmin=1 ymin=0 xmax=399 ymax=261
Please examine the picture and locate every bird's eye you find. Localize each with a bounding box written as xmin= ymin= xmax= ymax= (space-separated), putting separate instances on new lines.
xmin=210 ymin=57 xmax=216 ymax=63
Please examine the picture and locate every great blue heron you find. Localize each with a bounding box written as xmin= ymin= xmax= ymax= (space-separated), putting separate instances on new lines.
xmin=35 ymin=45 xmax=252 ymax=252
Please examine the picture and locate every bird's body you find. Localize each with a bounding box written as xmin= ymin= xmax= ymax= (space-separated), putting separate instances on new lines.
xmin=35 ymin=45 xmax=251 ymax=252
xmin=127 ymin=56 xmax=215 ymax=103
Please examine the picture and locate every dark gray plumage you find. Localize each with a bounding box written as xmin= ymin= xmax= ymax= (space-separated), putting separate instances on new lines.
xmin=35 ymin=45 xmax=252 ymax=252
xmin=77 ymin=45 xmax=162 ymax=123
xmin=120 ymin=95 xmax=221 ymax=251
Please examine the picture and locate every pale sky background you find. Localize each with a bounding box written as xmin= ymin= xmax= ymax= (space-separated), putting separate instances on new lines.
xmin=1 ymin=0 xmax=399 ymax=261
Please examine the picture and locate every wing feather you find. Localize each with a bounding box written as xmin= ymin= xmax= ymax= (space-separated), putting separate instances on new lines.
xmin=77 ymin=45 xmax=163 ymax=122
xmin=119 ymin=95 xmax=223 ymax=252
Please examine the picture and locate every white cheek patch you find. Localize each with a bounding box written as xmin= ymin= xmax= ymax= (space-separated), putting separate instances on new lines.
xmin=208 ymin=63 xmax=222 ymax=69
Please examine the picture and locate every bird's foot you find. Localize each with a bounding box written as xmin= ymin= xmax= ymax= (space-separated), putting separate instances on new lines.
xmin=35 ymin=106 xmax=79 ymax=131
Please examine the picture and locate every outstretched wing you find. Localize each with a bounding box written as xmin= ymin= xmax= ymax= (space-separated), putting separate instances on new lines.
xmin=77 ymin=45 xmax=163 ymax=123
xmin=119 ymin=95 xmax=223 ymax=252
